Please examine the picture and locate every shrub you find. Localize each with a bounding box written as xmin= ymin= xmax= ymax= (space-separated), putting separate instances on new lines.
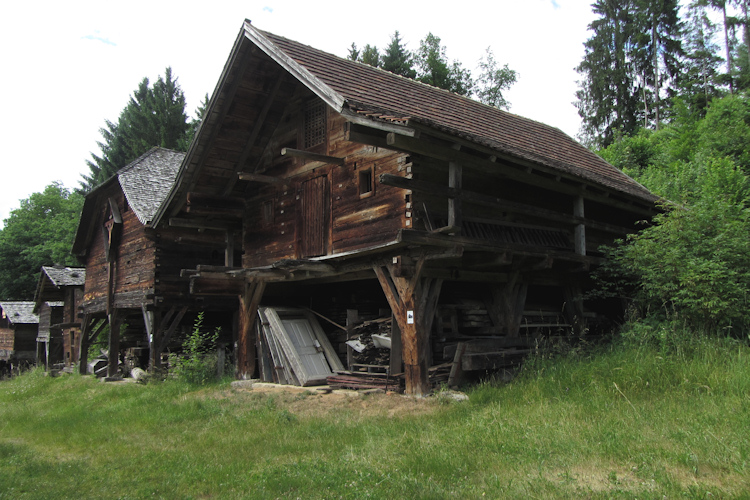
xmin=169 ymin=313 xmax=221 ymax=385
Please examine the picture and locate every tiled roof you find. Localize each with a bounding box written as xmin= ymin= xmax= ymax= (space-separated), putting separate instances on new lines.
xmin=0 ymin=301 xmax=39 ymax=324
xmin=258 ymin=28 xmax=655 ymax=202
xmin=119 ymin=148 xmax=185 ymax=224
xmin=41 ymin=266 xmax=85 ymax=287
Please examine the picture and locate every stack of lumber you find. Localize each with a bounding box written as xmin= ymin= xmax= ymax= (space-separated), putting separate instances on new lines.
xmin=327 ymin=370 xmax=403 ymax=392
xmin=348 ymin=317 xmax=391 ymax=366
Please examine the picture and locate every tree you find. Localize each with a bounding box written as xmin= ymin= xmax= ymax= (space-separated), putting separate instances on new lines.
xmin=475 ymin=47 xmax=518 ymax=110
xmin=679 ymin=2 xmax=725 ymax=115
xmin=360 ymin=44 xmax=381 ymax=67
xmin=0 ymin=183 xmax=84 ymax=300
xmin=415 ymin=33 xmax=473 ymax=95
xmin=633 ymin=0 xmax=684 ymax=129
xmin=381 ymin=31 xmax=416 ymax=78
xmin=81 ymin=67 xmax=190 ymax=192
xmin=346 ymin=43 xmax=360 ymax=62
xmin=698 ymin=93 xmax=750 ymax=169
xmin=182 ymin=93 xmax=210 ymax=150
xmin=576 ymin=0 xmax=641 ymax=147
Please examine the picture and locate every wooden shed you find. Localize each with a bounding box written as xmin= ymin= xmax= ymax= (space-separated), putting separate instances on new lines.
xmin=33 ymin=266 xmax=85 ymax=371
xmin=153 ymin=21 xmax=658 ymax=395
xmin=0 ymin=301 xmax=39 ymax=376
xmin=72 ymin=147 xmax=234 ymax=377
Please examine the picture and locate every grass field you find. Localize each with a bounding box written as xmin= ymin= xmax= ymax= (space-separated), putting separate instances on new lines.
xmin=1 ymin=336 xmax=748 ymax=499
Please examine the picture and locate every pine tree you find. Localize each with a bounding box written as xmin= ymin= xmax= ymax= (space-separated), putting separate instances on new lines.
xmin=634 ymin=0 xmax=684 ymax=129
xmin=360 ymin=45 xmax=381 ymax=67
xmin=381 ymin=31 xmax=416 ymax=78
xmin=415 ymin=33 xmax=473 ymax=96
xmin=81 ymin=67 xmax=190 ymax=191
xmin=679 ymin=2 xmax=725 ymax=114
xmin=576 ymin=0 xmax=641 ymax=147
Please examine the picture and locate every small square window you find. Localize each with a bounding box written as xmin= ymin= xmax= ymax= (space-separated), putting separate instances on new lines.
xmin=359 ymin=168 xmax=373 ymax=198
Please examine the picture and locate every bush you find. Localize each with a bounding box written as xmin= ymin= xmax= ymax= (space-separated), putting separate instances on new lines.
xmin=169 ymin=313 xmax=221 ymax=385
xmin=605 ymin=190 xmax=750 ymax=336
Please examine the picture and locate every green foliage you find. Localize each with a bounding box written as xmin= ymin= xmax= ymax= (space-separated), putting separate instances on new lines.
xmin=0 ymin=183 xmax=83 ymax=300
xmin=346 ymin=32 xmax=517 ymax=106
xmin=475 ymin=47 xmax=517 ymax=110
xmin=381 ymin=31 xmax=416 ymax=79
xmin=81 ymin=67 xmax=191 ymax=191
xmin=607 ymin=160 xmax=750 ymax=334
xmin=359 ymin=44 xmax=381 ymax=67
xmin=169 ymin=313 xmax=221 ymax=385
xmin=698 ymin=92 xmax=750 ymax=169
xmin=415 ymin=33 xmax=473 ymax=96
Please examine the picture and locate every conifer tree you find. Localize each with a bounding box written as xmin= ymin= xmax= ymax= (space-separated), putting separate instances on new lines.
xmin=81 ymin=67 xmax=190 ymax=191
xmin=381 ymin=31 xmax=416 ymax=78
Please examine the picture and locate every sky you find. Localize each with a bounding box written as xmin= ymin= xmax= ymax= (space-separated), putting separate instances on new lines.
xmin=0 ymin=0 xmax=597 ymax=227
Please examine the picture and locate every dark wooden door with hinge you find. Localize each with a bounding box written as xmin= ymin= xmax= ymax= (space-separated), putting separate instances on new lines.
xmin=299 ymin=174 xmax=329 ymax=257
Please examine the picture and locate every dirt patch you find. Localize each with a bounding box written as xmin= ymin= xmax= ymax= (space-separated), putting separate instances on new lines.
xmin=230 ymin=382 xmax=441 ymax=419
xmin=551 ymin=463 xmax=743 ymax=495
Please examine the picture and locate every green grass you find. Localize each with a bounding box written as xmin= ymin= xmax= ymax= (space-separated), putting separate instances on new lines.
xmin=1 ymin=335 xmax=748 ymax=499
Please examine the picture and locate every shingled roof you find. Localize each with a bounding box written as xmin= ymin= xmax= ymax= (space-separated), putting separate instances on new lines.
xmin=118 ymin=148 xmax=186 ymax=224
xmin=41 ymin=266 xmax=85 ymax=287
xmin=254 ymin=26 xmax=654 ymax=202
xmin=0 ymin=302 xmax=39 ymax=325
xmin=73 ymin=148 xmax=185 ymax=256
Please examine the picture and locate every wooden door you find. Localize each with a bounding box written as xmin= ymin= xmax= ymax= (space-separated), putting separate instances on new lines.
xmin=300 ymin=175 xmax=329 ymax=257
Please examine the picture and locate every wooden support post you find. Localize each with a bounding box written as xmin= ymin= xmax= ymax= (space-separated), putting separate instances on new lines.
xmin=107 ymin=310 xmax=121 ymax=378
xmin=564 ymin=284 xmax=585 ymax=333
xmin=490 ymin=272 xmax=528 ymax=337
xmin=389 ymin=311 xmax=402 ymax=376
xmin=373 ymin=256 xmax=442 ymax=396
xmin=148 ymin=306 xmax=188 ymax=373
xmin=236 ymin=280 xmax=266 ymax=379
xmin=225 ymin=231 xmax=235 ymax=267
xmin=447 ymin=161 xmax=462 ymax=233
xmin=574 ymin=196 xmax=586 ymax=256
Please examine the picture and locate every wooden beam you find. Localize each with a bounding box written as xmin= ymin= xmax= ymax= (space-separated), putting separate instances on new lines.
xmin=186 ymin=192 xmax=245 ymax=218
xmin=237 ymin=172 xmax=288 ymax=185
xmin=574 ymin=195 xmax=586 ymax=256
xmin=341 ymin=109 xmax=416 ymax=137
xmin=107 ymin=310 xmax=121 ymax=379
xmin=169 ymin=218 xmax=241 ymax=231
xmin=381 ymin=173 xmax=632 ymax=236
xmin=391 ymin=124 xmax=657 ymax=215
xmin=447 ymin=161 xmax=462 ymax=234
xmin=281 ymin=148 xmax=345 ymax=166
xmin=373 ymin=255 xmax=435 ymax=396
xmin=222 ymin=74 xmax=285 ymax=196
xmin=173 ymin=47 xmax=252 ymax=218
xmin=237 ymin=280 xmax=266 ymax=379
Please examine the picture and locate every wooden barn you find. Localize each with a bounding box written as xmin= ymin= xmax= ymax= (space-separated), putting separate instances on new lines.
xmin=152 ymin=21 xmax=658 ymax=395
xmin=72 ymin=147 xmax=234 ymax=378
xmin=0 ymin=301 xmax=39 ymax=376
xmin=33 ymin=266 xmax=86 ymax=371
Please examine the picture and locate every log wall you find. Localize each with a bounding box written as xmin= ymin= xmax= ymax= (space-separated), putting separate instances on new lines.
xmin=243 ymin=108 xmax=408 ymax=267
xmin=82 ymin=189 xmax=156 ymax=312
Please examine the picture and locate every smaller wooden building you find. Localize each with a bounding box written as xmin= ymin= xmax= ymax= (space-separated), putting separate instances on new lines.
xmin=33 ymin=266 xmax=85 ymax=371
xmin=72 ymin=147 xmax=234 ymax=377
xmin=0 ymin=301 xmax=39 ymax=376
